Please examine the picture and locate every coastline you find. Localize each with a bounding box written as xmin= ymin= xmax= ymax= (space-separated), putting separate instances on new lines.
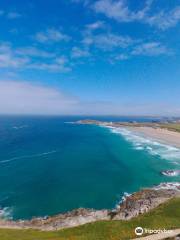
xmin=77 ymin=119 xmax=180 ymax=174
xmin=0 ymin=183 xmax=179 ymax=231
xmin=76 ymin=119 xmax=180 ymax=148
xmin=0 ymin=119 xmax=179 ymax=232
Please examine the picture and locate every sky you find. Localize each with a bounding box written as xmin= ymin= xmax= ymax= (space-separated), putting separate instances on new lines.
xmin=0 ymin=0 xmax=180 ymax=116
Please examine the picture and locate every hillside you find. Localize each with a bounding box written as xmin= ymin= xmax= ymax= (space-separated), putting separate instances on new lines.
xmin=0 ymin=197 xmax=179 ymax=240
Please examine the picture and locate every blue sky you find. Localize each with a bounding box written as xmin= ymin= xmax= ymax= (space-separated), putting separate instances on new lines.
xmin=0 ymin=0 xmax=180 ymax=116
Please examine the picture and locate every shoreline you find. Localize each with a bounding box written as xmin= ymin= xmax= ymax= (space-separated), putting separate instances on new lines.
xmin=125 ymin=126 xmax=180 ymax=149
xmin=79 ymin=120 xmax=180 ymax=175
xmin=0 ymin=120 xmax=179 ymax=232
xmin=0 ymin=183 xmax=179 ymax=231
xmin=76 ymin=119 xmax=180 ymax=148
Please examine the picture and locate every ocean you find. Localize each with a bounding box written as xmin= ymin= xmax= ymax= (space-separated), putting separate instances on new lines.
xmin=0 ymin=116 xmax=179 ymax=220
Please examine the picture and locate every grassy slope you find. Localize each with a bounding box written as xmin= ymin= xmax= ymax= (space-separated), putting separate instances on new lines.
xmin=0 ymin=198 xmax=179 ymax=240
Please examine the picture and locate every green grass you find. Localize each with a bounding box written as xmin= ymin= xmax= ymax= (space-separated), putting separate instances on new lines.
xmin=0 ymin=198 xmax=180 ymax=240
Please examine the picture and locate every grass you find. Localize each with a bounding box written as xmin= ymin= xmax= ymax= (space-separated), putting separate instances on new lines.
xmin=0 ymin=198 xmax=180 ymax=240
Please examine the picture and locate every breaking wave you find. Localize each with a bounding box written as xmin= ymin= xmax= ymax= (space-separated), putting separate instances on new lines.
xmin=0 ymin=207 xmax=13 ymax=220
xmin=106 ymin=126 xmax=180 ymax=164
xmin=153 ymin=182 xmax=180 ymax=191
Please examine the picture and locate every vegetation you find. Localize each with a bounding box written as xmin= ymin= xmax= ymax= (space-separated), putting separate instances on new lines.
xmin=0 ymin=198 xmax=179 ymax=240
xmin=159 ymin=123 xmax=180 ymax=133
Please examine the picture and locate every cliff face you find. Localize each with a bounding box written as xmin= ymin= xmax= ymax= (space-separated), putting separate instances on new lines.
xmin=0 ymin=184 xmax=179 ymax=231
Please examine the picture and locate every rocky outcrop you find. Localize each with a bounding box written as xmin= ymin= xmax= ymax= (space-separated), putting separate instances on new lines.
xmin=111 ymin=188 xmax=180 ymax=220
xmin=0 ymin=183 xmax=179 ymax=231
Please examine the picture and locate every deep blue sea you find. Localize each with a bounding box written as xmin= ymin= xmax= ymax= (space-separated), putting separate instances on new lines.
xmin=0 ymin=116 xmax=179 ymax=220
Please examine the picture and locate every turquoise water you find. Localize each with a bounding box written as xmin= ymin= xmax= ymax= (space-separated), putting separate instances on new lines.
xmin=0 ymin=116 xmax=179 ymax=220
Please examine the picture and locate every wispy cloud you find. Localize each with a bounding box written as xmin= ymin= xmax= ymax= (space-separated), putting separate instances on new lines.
xmin=132 ymin=42 xmax=170 ymax=56
xmin=29 ymin=57 xmax=71 ymax=73
xmin=0 ymin=80 xmax=120 ymax=115
xmin=71 ymin=47 xmax=90 ymax=58
xmin=82 ymin=30 xmax=134 ymax=51
xmin=91 ymin=33 xmax=133 ymax=50
xmin=109 ymin=41 xmax=170 ymax=63
xmin=16 ymin=47 xmax=55 ymax=58
xmin=92 ymin=0 xmax=180 ymax=30
xmin=146 ymin=6 xmax=180 ymax=30
xmin=80 ymin=20 xmax=171 ymax=60
xmin=0 ymin=42 xmax=71 ymax=73
xmin=82 ymin=20 xmax=135 ymax=52
xmin=0 ymin=81 xmax=78 ymax=115
xmin=0 ymin=43 xmax=29 ymax=68
xmin=93 ymin=0 xmax=152 ymax=22
xmin=35 ymin=28 xmax=70 ymax=43
xmin=85 ymin=21 xmax=105 ymax=31
xmin=0 ymin=80 xmax=179 ymax=116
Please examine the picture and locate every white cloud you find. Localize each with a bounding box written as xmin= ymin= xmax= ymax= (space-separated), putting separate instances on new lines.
xmin=83 ymin=32 xmax=133 ymax=51
xmin=93 ymin=0 xmax=131 ymax=22
xmin=85 ymin=21 xmax=105 ymax=31
xmin=82 ymin=20 xmax=135 ymax=52
xmin=132 ymin=42 xmax=169 ymax=56
xmin=0 ymin=43 xmax=29 ymax=68
xmin=0 ymin=81 xmax=121 ymax=116
xmin=146 ymin=6 xmax=180 ymax=30
xmin=107 ymin=41 xmax=170 ymax=62
xmin=71 ymin=47 xmax=90 ymax=58
xmin=81 ymin=20 xmax=171 ymax=59
xmin=16 ymin=47 xmax=55 ymax=58
xmin=29 ymin=57 xmax=71 ymax=72
xmin=0 ymin=80 xmax=179 ymax=116
xmin=92 ymin=0 xmax=180 ymax=30
xmin=0 ymin=81 xmax=79 ymax=115
xmin=0 ymin=42 xmax=71 ymax=73
xmin=35 ymin=28 xmax=70 ymax=43
xmin=0 ymin=53 xmax=27 ymax=68
xmin=93 ymin=0 xmax=152 ymax=22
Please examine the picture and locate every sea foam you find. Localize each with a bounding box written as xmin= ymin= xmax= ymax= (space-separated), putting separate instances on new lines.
xmin=153 ymin=182 xmax=180 ymax=191
xmin=0 ymin=207 xmax=13 ymax=220
xmin=106 ymin=126 xmax=180 ymax=164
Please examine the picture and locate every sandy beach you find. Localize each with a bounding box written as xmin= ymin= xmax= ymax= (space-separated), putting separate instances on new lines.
xmin=126 ymin=126 xmax=180 ymax=148
xmin=78 ymin=119 xmax=180 ymax=149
